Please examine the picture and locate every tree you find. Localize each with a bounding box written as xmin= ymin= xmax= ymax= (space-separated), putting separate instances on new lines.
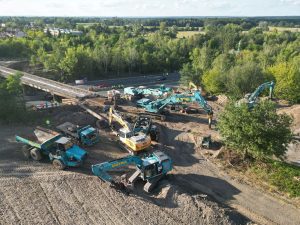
xmin=218 ymin=101 xmax=293 ymax=159
xmin=267 ymin=56 xmax=300 ymax=103
xmin=179 ymin=63 xmax=198 ymax=86
xmin=6 ymin=72 xmax=23 ymax=95
xmin=159 ymin=22 xmax=167 ymax=34
xmin=224 ymin=61 xmax=266 ymax=98
xmin=0 ymin=73 xmax=26 ymax=123
xmin=202 ymin=53 xmax=234 ymax=94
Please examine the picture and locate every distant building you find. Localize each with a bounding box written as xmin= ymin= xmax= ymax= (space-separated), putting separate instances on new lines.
xmin=1 ymin=23 xmax=5 ymax=28
xmin=15 ymin=31 xmax=26 ymax=38
xmin=0 ymin=29 xmax=26 ymax=38
xmin=44 ymin=28 xmax=83 ymax=37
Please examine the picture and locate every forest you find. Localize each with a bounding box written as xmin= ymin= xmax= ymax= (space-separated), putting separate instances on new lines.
xmin=0 ymin=17 xmax=299 ymax=103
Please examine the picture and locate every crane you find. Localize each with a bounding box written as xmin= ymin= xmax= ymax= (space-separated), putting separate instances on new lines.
xmin=91 ymin=151 xmax=173 ymax=193
xmin=239 ymin=81 xmax=275 ymax=109
xmin=108 ymin=107 xmax=152 ymax=154
xmin=136 ymin=91 xmax=214 ymax=128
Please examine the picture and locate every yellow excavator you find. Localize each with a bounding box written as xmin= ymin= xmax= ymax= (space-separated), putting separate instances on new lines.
xmin=108 ymin=107 xmax=151 ymax=154
xmin=188 ymin=81 xmax=199 ymax=91
xmin=188 ymin=81 xmax=208 ymax=96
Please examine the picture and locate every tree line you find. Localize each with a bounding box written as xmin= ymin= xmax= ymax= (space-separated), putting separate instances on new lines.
xmin=0 ymin=19 xmax=299 ymax=103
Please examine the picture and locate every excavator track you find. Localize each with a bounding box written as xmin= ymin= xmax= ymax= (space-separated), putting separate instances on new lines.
xmin=143 ymin=175 xmax=164 ymax=193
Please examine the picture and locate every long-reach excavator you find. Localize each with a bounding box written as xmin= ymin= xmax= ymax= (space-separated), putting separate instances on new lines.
xmin=239 ymin=81 xmax=275 ymax=109
xmin=136 ymin=91 xmax=214 ymax=128
xmin=108 ymin=107 xmax=152 ymax=154
xmin=91 ymin=151 xmax=173 ymax=193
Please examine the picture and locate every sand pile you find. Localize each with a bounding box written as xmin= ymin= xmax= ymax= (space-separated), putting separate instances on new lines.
xmin=278 ymin=104 xmax=300 ymax=134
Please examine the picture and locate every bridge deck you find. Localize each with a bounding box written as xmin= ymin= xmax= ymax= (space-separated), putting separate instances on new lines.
xmin=0 ymin=66 xmax=97 ymax=99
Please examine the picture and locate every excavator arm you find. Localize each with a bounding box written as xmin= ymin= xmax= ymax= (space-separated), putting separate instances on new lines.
xmin=108 ymin=107 xmax=132 ymax=131
xmin=248 ymin=81 xmax=275 ymax=104
xmin=91 ymin=155 xmax=143 ymax=183
xmin=188 ymin=81 xmax=199 ymax=90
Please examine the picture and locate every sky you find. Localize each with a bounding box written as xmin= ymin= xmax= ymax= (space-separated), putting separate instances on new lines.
xmin=0 ymin=0 xmax=299 ymax=17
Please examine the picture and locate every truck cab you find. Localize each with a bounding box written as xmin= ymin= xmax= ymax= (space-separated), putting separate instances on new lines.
xmin=50 ymin=137 xmax=87 ymax=169
xmin=57 ymin=122 xmax=100 ymax=146
xmin=77 ymin=125 xmax=100 ymax=146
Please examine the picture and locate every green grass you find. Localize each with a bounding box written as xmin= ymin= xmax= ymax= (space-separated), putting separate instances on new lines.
xmin=176 ymin=31 xmax=205 ymax=38
xmin=268 ymin=26 xmax=300 ymax=33
xmin=249 ymin=160 xmax=300 ymax=197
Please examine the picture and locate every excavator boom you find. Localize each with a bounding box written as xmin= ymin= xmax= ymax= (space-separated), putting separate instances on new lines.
xmin=91 ymin=155 xmax=142 ymax=182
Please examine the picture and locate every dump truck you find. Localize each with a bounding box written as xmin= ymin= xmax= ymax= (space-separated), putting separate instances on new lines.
xmin=57 ymin=122 xmax=99 ymax=146
xmin=16 ymin=126 xmax=87 ymax=170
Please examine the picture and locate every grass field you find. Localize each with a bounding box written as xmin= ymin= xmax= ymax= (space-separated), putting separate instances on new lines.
xmin=268 ymin=26 xmax=300 ymax=33
xmin=176 ymin=30 xmax=205 ymax=38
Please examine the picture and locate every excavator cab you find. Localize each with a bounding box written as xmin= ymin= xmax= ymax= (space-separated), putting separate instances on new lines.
xmin=118 ymin=128 xmax=134 ymax=139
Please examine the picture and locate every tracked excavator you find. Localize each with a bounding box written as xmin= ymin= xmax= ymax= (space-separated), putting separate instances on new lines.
xmin=137 ymin=91 xmax=214 ymax=128
xmin=108 ymin=107 xmax=152 ymax=154
xmin=238 ymin=81 xmax=275 ymax=109
xmin=91 ymin=151 xmax=173 ymax=193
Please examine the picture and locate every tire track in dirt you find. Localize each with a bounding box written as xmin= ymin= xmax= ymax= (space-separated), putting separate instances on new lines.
xmin=38 ymin=183 xmax=61 ymax=225
xmin=0 ymin=192 xmax=21 ymax=225
xmin=68 ymin=179 xmax=119 ymax=225
xmin=65 ymin=181 xmax=99 ymax=225
xmin=40 ymin=178 xmax=95 ymax=225
xmin=0 ymin=182 xmax=58 ymax=225
xmin=103 ymin=185 xmax=179 ymax=225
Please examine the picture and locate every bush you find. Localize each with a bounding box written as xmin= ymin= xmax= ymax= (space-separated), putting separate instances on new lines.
xmin=250 ymin=160 xmax=300 ymax=197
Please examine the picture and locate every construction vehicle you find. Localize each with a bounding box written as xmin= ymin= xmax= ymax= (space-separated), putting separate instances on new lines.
xmin=239 ymin=81 xmax=275 ymax=109
xmin=57 ymin=122 xmax=100 ymax=146
xmin=136 ymin=91 xmax=214 ymax=128
xmin=188 ymin=81 xmax=200 ymax=91
xmin=91 ymin=151 xmax=172 ymax=193
xmin=124 ymin=85 xmax=172 ymax=100
xmin=133 ymin=115 xmax=159 ymax=141
xmin=16 ymin=127 xmax=87 ymax=170
xmin=109 ymin=107 xmax=152 ymax=154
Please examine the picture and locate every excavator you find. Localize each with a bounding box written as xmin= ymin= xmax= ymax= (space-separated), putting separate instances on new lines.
xmin=137 ymin=91 xmax=214 ymax=128
xmin=91 ymin=151 xmax=173 ymax=193
xmin=108 ymin=107 xmax=152 ymax=154
xmin=188 ymin=81 xmax=200 ymax=91
xmin=239 ymin=81 xmax=275 ymax=109
xmin=133 ymin=115 xmax=159 ymax=141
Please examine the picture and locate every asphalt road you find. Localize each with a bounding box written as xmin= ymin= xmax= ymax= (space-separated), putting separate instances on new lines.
xmin=75 ymin=73 xmax=180 ymax=96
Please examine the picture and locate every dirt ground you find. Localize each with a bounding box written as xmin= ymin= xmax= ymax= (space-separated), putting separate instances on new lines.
xmin=0 ymin=103 xmax=300 ymax=225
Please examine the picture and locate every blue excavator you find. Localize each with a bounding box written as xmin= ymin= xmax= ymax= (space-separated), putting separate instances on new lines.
xmin=91 ymin=151 xmax=172 ymax=193
xmin=136 ymin=91 xmax=214 ymax=128
xmin=239 ymin=81 xmax=275 ymax=109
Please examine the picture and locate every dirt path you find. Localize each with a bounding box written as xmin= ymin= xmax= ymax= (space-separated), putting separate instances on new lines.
xmin=157 ymin=114 xmax=300 ymax=225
